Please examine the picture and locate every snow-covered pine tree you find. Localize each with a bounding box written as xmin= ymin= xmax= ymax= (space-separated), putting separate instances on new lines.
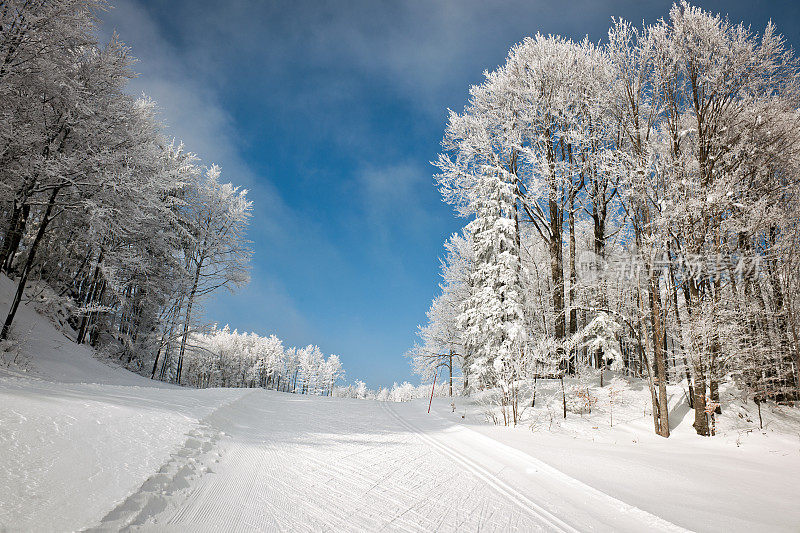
xmin=459 ymin=164 xmax=526 ymax=422
xmin=435 ymin=67 xmax=528 ymax=407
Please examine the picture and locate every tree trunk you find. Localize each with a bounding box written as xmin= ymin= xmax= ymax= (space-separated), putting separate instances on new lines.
xmin=1 ymin=188 xmax=59 ymax=341
xmin=651 ymin=271 xmax=670 ymax=437
xmin=88 ymin=281 xmax=106 ymax=347
xmin=550 ymin=199 xmax=565 ymax=348
xmin=689 ymin=278 xmax=710 ymax=436
xmin=77 ymin=249 xmax=103 ymax=343
xmin=568 ymin=193 xmax=578 ymax=374
xmin=0 ymin=202 xmax=29 ymax=273
xmin=667 ymin=247 xmax=694 ymax=408
xmin=692 ymin=362 xmax=710 ymax=436
xmin=448 ymin=350 xmax=453 ymax=397
xmin=176 ymin=259 xmax=203 ymax=384
xmin=638 ymin=274 xmax=666 ymax=436
xmin=151 ymin=345 xmax=163 ymax=379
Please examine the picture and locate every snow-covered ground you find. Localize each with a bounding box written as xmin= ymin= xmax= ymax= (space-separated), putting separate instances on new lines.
xmin=1 ymin=277 xmax=799 ymax=532
xmin=432 ymin=390 xmax=800 ymax=533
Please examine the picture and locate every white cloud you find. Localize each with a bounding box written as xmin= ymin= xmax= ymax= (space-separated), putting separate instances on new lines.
xmin=98 ymin=1 xmax=285 ymax=224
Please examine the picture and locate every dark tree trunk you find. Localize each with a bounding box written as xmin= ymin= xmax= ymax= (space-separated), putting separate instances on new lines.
xmin=689 ymin=281 xmax=710 ymax=437
xmin=176 ymin=260 xmax=202 ymax=384
xmin=448 ymin=350 xmax=453 ymax=397
xmin=550 ymin=199 xmax=565 ymax=344
xmin=77 ymin=250 xmax=103 ymax=343
xmin=568 ymin=193 xmax=578 ymax=374
xmin=651 ymin=271 xmax=670 ymax=437
xmin=0 ymin=202 xmax=29 ymax=273
xmin=1 ymin=188 xmax=59 ymax=340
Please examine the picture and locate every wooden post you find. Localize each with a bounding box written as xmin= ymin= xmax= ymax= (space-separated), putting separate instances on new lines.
xmin=428 ymin=367 xmax=439 ymax=414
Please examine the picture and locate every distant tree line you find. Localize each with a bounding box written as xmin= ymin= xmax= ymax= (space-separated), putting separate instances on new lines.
xmin=181 ymin=325 xmax=345 ymax=395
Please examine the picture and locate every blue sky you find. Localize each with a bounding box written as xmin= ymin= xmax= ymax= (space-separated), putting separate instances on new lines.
xmin=98 ymin=0 xmax=799 ymax=388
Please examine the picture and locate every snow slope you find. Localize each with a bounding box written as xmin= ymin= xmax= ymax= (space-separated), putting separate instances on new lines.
xmin=0 ymin=274 xmax=162 ymax=386
xmin=0 ymin=378 xmax=247 ymax=531
xmin=1 ymin=276 xmax=799 ymax=531
xmin=0 ymin=275 xmax=247 ymax=530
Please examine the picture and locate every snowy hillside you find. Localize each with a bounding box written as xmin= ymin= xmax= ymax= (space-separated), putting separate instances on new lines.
xmin=1 ymin=277 xmax=799 ymax=532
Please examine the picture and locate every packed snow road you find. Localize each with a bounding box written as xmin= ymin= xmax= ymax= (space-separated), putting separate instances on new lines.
xmin=89 ymin=390 xmax=681 ymax=532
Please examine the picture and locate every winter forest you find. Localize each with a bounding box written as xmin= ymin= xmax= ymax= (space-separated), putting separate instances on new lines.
xmin=0 ymin=0 xmax=345 ymax=394
xmin=2 ymin=0 xmax=800 ymax=531
xmin=410 ymin=2 xmax=800 ymax=437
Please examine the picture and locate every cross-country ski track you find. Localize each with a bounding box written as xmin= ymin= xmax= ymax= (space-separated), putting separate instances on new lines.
xmin=87 ymin=389 xmax=684 ymax=532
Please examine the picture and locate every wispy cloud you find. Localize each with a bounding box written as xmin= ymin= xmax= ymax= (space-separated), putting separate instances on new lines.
xmin=355 ymin=162 xmax=432 ymax=244
xmin=97 ymin=0 xmax=323 ymax=336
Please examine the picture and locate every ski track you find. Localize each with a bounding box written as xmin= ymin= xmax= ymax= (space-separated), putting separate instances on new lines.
xmin=380 ymin=402 xmax=577 ymax=533
xmin=386 ymin=404 xmax=688 ymax=533
xmin=88 ymin=392 xmax=253 ymax=531
xmin=93 ymin=390 xmax=686 ymax=532
xmin=126 ymin=391 xmax=552 ymax=532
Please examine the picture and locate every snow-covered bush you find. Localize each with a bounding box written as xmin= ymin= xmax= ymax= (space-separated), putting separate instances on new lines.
xmin=572 ymin=312 xmax=623 ymax=371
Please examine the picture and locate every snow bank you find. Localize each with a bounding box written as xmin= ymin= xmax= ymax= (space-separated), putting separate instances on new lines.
xmin=428 ymin=373 xmax=800 ymax=532
xmin=0 ymin=275 xmax=248 ymax=530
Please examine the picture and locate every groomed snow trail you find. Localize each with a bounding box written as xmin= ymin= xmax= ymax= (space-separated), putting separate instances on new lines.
xmin=138 ymin=391 xmax=552 ymax=531
xmin=386 ymin=402 xmax=688 ymax=533
xmin=115 ymin=391 xmax=684 ymax=532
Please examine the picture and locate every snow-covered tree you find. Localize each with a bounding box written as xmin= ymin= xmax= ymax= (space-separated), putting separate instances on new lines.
xmin=421 ymin=1 xmax=800 ymax=437
xmin=407 ymin=231 xmax=473 ymax=396
xmin=174 ymin=166 xmax=252 ymax=383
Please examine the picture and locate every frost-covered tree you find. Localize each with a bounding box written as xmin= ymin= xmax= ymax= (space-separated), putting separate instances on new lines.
xmin=297 ymin=344 xmax=324 ymax=394
xmin=0 ymin=34 xmax=139 ymax=340
xmin=459 ymin=173 xmax=526 ymax=392
xmin=0 ymin=0 xmax=259 ymax=386
xmin=321 ymin=354 xmax=345 ymax=396
xmin=636 ymin=2 xmax=800 ymax=435
xmin=174 ymin=166 xmax=252 ymax=383
xmin=572 ymin=312 xmax=623 ymax=379
xmin=421 ymin=1 xmax=800 ymax=437
xmin=408 ymin=231 xmax=473 ymax=395
xmin=178 ymin=326 xmax=346 ymax=394
xmin=435 ymin=70 xmax=527 ymax=397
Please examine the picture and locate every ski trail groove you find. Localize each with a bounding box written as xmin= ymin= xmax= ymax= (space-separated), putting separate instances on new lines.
xmin=145 ymin=392 xmax=551 ymax=531
xmin=381 ymin=402 xmax=578 ymax=533
xmin=386 ymin=402 xmax=690 ymax=533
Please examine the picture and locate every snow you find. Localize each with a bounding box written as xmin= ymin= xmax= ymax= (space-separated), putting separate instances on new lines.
xmin=0 ymin=275 xmax=247 ymax=530
xmin=432 ymin=375 xmax=800 ymax=533
xmin=0 ymin=378 xmax=246 ymax=531
xmin=2 ymin=276 xmax=799 ymax=531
